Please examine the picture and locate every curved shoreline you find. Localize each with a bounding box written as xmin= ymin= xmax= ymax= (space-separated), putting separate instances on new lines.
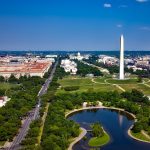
xmin=65 ymin=106 xmax=136 ymax=119
xmin=66 ymin=106 xmax=150 ymax=149
xmin=68 ymin=127 xmax=87 ymax=150
xmin=128 ymin=125 xmax=150 ymax=143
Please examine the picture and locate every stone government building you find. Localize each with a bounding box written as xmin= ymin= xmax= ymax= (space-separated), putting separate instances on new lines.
xmin=0 ymin=56 xmax=52 ymax=78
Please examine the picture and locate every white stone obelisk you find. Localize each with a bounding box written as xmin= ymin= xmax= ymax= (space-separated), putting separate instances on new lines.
xmin=119 ymin=34 xmax=124 ymax=80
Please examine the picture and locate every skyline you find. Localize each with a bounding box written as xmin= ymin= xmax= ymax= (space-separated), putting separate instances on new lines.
xmin=0 ymin=0 xmax=150 ymax=51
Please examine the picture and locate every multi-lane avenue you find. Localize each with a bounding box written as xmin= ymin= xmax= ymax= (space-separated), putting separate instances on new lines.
xmin=2 ymin=61 xmax=58 ymax=150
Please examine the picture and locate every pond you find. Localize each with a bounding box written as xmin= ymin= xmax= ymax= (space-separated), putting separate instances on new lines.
xmin=68 ymin=108 xmax=150 ymax=150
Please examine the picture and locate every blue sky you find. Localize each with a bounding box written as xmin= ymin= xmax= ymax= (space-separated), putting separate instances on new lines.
xmin=0 ymin=0 xmax=150 ymax=51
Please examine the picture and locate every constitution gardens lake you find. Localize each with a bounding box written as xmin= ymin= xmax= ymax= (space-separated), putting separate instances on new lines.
xmin=68 ymin=108 xmax=150 ymax=150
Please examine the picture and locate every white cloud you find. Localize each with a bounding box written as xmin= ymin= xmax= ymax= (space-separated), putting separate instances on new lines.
xmin=104 ymin=3 xmax=112 ymax=8
xmin=140 ymin=26 xmax=150 ymax=31
xmin=136 ymin=0 xmax=148 ymax=2
xmin=117 ymin=24 xmax=123 ymax=28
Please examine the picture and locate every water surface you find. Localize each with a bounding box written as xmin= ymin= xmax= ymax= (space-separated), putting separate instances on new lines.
xmin=68 ymin=109 xmax=150 ymax=150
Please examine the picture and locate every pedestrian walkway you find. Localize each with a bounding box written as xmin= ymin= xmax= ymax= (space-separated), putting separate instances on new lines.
xmin=68 ymin=127 xmax=87 ymax=150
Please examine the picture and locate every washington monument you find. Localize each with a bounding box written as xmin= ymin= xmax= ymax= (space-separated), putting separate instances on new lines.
xmin=119 ymin=35 xmax=125 ymax=80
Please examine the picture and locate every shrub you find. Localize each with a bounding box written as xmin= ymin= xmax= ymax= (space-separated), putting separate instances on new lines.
xmin=64 ymin=86 xmax=80 ymax=91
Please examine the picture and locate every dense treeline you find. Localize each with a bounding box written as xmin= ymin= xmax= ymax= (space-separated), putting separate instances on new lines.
xmin=19 ymin=63 xmax=59 ymax=150
xmin=41 ymin=65 xmax=80 ymax=150
xmin=20 ymin=82 xmax=58 ymax=150
xmin=19 ymin=63 xmax=78 ymax=150
xmin=76 ymin=61 xmax=103 ymax=77
xmin=121 ymin=89 xmax=150 ymax=134
xmin=0 ymin=75 xmax=45 ymax=142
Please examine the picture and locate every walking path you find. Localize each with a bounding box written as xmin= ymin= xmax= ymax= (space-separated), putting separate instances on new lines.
xmin=114 ymin=84 xmax=126 ymax=92
xmin=143 ymin=83 xmax=150 ymax=88
xmin=68 ymin=127 xmax=87 ymax=150
xmin=91 ymin=78 xmax=107 ymax=84
xmin=141 ymin=130 xmax=150 ymax=140
xmin=104 ymin=79 xmax=126 ymax=92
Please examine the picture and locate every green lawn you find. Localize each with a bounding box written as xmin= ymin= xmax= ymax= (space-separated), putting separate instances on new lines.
xmin=93 ymin=77 xmax=107 ymax=83
xmin=58 ymin=77 xmax=93 ymax=86
xmin=106 ymin=78 xmax=138 ymax=84
xmin=88 ymin=133 xmax=110 ymax=147
xmin=57 ymin=76 xmax=150 ymax=95
xmin=0 ymin=82 xmax=16 ymax=90
xmin=57 ymin=77 xmax=122 ymax=94
xmin=120 ymin=84 xmax=150 ymax=95
xmin=131 ymin=131 xmax=150 ymax=142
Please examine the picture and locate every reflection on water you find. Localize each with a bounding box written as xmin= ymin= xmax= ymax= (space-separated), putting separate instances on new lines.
xmin=68 ymin=108 xmax=150 ymax=150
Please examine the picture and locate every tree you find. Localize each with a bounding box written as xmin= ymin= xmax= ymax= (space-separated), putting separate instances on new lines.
xmin=42 ymin=135 xmax=61 ymax=150
xmin=8 ymin=74 xmax=19 ymax=83
xmin=91 ymin=122 xmax=104 ymax=137
xmin=0 ymin=89 xmax=5 ymax=96
xmin=132 ymin=122 xmax=143 ymax=133
xmin=0 ymin=76 xmax=5 ymax=82
xmin=138 ymin=76 xmax=142 ymax=83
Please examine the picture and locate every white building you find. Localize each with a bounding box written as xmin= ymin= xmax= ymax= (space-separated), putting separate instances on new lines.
xmin=98 ymin=55 xmax=118 ymax=65
xmin=61 ymin=59 xmax=77 ymax=75
xmin=45 ymin=55 xmax=57 ymax=58
xmin=69 ymin=52 xmax=90 ymax=60
xmin=0 ymin=96 xmax=10 ymax=107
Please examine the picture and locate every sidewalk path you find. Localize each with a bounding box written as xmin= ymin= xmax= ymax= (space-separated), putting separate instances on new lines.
xmin=68 ymin=127 xmax=87 ymax=150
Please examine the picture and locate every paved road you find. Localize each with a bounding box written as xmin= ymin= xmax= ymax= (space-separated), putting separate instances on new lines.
xmin=2 ymin=61 xmax=58 ymax=150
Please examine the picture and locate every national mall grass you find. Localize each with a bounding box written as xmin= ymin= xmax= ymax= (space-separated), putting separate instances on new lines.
xmin=57 ymin=77 xmax=122 ymax=94
xmin=57 ymin=76 xmax=150 ymax=96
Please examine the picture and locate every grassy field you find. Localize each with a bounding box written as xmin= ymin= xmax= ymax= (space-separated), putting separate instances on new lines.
xmin=58 ymin=77 xmax=93 ymax=86
xmin=0 ymin=82 xmax=16 ymax=90
xmin=106 ymin=78 xmax=139 ymax=84
xmin=120 ymin=84 xmax=150 ymax=95
xmin=57 ymin=77 xmax=122 ymax=94
xmin=57 ymin=76 xmax=150 ymax=95
xmin=93 ymin=77 xmax=108 ymax=83
xmin=88 ymin=133 xmax=110 ymax=147
xmin=131 ymin=131 xmax=150 ymax=142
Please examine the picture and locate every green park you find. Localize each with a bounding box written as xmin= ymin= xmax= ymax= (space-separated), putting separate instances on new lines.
xmin=57 ymin=76 xmax=150 ymax=96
